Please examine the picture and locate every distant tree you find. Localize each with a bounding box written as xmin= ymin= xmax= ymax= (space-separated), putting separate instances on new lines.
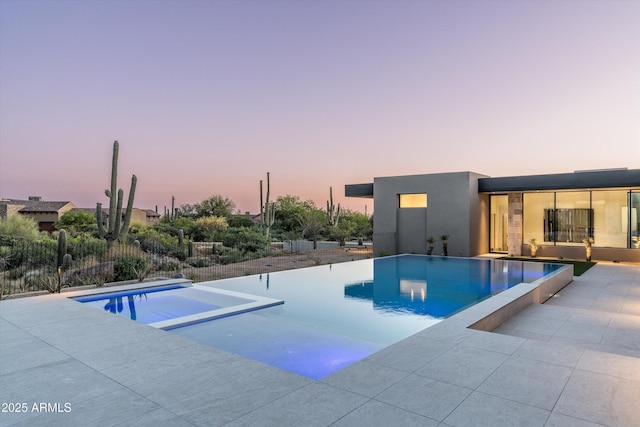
xmin=341 ymin=210 xmax=373 ymax=240
xmin=0 ymin=215 xmax=40 ymax=244
xmin=194 ymin=195 xmax=235 ymax=219
xmin=298 ymin=209 xmax=325 ymax=250
xmin=274 ymin=195 xmax=316 ymax=234
xmin=56 ymin=210 xmax=98 ymax=234
xmin=177 ymin=203 xmax=198 ymax=218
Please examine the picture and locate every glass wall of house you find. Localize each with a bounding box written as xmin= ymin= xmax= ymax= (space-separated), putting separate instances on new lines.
xmin=631 ymin=192 xmax=640 ymax=249
xmin=592 ymin=190 xmax=628 ymax=248
xmin=523 ymin=192 xmax=554 ymax=245
xmin=523 ymin=190 xmax=639 ymax=249
xmin=489 ymin=195 xmax=508 ymax=252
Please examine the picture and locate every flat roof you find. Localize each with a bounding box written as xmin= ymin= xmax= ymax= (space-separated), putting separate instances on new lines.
xmin=478 ymin=169 xmax=640 ymax=193
xmin=345 ymin=169 xmax=639 ymax=197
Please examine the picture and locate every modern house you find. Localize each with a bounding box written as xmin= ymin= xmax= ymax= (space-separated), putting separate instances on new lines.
xmin=345 ymin=168 xmax=640 ymax=262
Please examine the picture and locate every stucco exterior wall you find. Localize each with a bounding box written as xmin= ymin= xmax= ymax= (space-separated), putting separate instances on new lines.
xmin=373 ymin=171 xmax=489 ymax=256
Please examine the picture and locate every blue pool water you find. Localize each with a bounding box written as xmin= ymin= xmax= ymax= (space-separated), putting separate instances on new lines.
xmin=73 ymin=284 xmax=253 ymax=324
xmin=170 ymin=255 xmax=562 ymax=379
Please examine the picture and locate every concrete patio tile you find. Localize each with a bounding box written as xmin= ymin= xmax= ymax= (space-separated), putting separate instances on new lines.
xmin=501 ymin=314 xmax=566 ymax=337
xmin=155 ymin=361 xmax=311 ymax=424
xmin=363 ymin=335 xmax=455 ymax=372
xmin=553 ymin=321 xmax=607 ymax=344
xmin=1 ymin=358 xmax=128 ymax=403
xmin=332 ymin=400 xmax=439 ymax=427
xmin=113 ymin=408 xmax=195 ymax=427
xmin=544 ymin=412 xmax=609 ymax=427
xmin=590 ymin=296 xmax=625 ymax=313
xmin=547 ymin=337 xmax=599 ymax=351
xmin=320 ymin=360 xmax=408 ymax=397
xmin=554 ymin=369 xmax=640 ymax=427
xmin=70 ymin=331 xmax=196 ymax=371
xmin=443 ymin=391 xmax=550 ymax=427
xmin=0 ymin=336 xmax=71 ymax=376
xmin=460 ymin=330 xmax=525 ymax=355
xmin=513 ymin=340 xmax=584 ymax=368
xmin=223 ymin=382 xmax=368 ymax=427
xmin=476 ymin=356 xmax=572 ymax=410
xmin=544 ymin=295 xmax=595 ymax=309
xmin=596 ymin=344 xmax=640 ymax=359
xmin=600 ymin=327 xmax=640 ymax=351
xmin=99 ymin=341 xmax=237 ymax=383
xmin=576 ymin=350 xmax=640 ymax=382
xmin=608 ymin=313 xmax=640 ymax=329
xmin=375 ymin=375 xmax=472 ymax=421
xmin=414 ymin=319 xmax=476 ymax=343
xmin=415 ymin=346 xmax=508 ymax=389
xmin=493 ymin=327 xmax=553 ymax=342
xmin=620 ymin=297 xmax=640 ymax=316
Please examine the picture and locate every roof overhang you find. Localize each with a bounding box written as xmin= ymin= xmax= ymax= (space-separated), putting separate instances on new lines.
xmin=345 ymin=183 xmax=374 ymax=198
xmin=478 ymin=169 xmax=640 ymax=193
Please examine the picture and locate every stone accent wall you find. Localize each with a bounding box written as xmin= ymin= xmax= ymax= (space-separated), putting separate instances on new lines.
xmin=507 ymin=193 xmax=523 ymax=256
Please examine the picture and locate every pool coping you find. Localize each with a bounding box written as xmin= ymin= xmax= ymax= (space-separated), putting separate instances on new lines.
xmin=452 ymin=261 xmax=574 ymax=331
xmin=64 ymin=279 xmax=284 ymax=330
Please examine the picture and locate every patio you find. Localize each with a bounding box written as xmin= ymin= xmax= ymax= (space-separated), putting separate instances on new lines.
xmin=1 ymin=262 xmax=638 ymax=426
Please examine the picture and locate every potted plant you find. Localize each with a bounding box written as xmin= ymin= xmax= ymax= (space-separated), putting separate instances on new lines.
xmin=426 ymin=236 xmax=435 ymax=255
xmin=583 ymin=237 xmax=594 ymax=261
xmin=440 ymin=234 xmax=449 ymax=256
xmin=528 ymin=238 xmax=539 ymax=257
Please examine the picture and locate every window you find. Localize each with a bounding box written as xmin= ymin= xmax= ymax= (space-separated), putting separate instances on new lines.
xmin=399 ymin=193 xmax=427 ymax=208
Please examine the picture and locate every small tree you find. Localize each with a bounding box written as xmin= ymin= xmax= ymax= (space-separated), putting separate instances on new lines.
xmin=298 ymin=210 xmax=325 ymax=250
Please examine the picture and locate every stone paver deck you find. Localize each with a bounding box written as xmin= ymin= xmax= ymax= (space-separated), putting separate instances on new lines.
xmin=1 ymin=262 xmax=639 ymax=426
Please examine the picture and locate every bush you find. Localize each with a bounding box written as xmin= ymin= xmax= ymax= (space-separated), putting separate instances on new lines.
xmin=185 ymin=256 xmax=215 ymax=268
xmin=113 ymin=255 xmax=148 ymax=282
xmin=221 ymin=228 xmax=268 ymax=254
xmin=0 ymin=215 xmax=41 ymax=244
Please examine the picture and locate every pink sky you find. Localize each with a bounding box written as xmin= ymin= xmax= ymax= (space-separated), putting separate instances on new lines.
xmin=1 ymin=0 xmax=638 ymax=215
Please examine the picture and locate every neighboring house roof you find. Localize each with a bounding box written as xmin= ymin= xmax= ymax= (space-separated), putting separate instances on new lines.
xmin=18 ymin=201 xmax=76 ymax=213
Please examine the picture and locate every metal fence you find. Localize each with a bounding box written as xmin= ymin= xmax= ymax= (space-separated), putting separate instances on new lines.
xmin=0 ymin=239 xmax=374 ymax=298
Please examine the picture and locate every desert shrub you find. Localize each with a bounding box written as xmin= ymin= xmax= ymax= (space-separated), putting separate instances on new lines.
xmin=219 ymin=247 xmax=245 ymax=264
xmin=191 ymin=216 xmax=228 ymax=242
xmin=4 ymin=240 xmax=56 ymax=270
xmin=185 ymin=256 xmax=215 ymax=268
xmin=0 ymin=215 xmax=40 ymax=244
xmin=150 ymin=255 xmax=182 ymax=272
xmin=221 ymin=227 xmax=268 ymax=254
xmin=113 ymin=255 xmax=148 ymax=282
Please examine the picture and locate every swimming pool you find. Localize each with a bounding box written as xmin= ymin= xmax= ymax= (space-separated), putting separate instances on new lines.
xmin=169 ymin=255 xmax=564 ymax=379
xmin=72 ymin=283 xmax=283 ymax=329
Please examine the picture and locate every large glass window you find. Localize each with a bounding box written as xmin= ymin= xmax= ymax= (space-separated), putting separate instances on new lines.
xmin=631 ymin=192 xmax=640 ymax=249
xmin=592 ymin=190 xmax=628 ymax=248
xmin=523 ymin=193 xmax=554 ymax=244
xmin=490 ymin=195 xmax=508 ymax=252
xmin=554 ymin=192 xmax=591 ymax=245
xmin=523 ymin=190 xmax=637 ymax=249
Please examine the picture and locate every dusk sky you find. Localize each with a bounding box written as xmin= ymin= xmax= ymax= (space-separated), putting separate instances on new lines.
xmin=1 ymin=0 xmax=638 ymax=215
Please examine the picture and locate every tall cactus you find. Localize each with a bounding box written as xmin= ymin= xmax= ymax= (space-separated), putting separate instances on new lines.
xmin=327 ymin=186 xmax=341 ymax=227
xmin=96 ymin=141 xmax=137 ymax=248
xmin=167 ymin=195 xmax=178 ymax=223
xmin=57 ymin=229 xmax=67 ymax=268
xmin=260 ymin=172 xmax=276 ymax=237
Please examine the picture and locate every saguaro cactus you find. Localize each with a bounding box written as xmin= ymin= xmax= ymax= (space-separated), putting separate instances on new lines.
xmin=327 ymin=186 xmax=341 ymax=227
xmin=260 ymin=172 xmax=276 ymax=237
xmin=57 ymin=229 xmax=67 ymax=268
xmin=96 ymin=141 xmax=137 ymax=248
xmin=167 ymin=196 xmax=178 ymax=223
